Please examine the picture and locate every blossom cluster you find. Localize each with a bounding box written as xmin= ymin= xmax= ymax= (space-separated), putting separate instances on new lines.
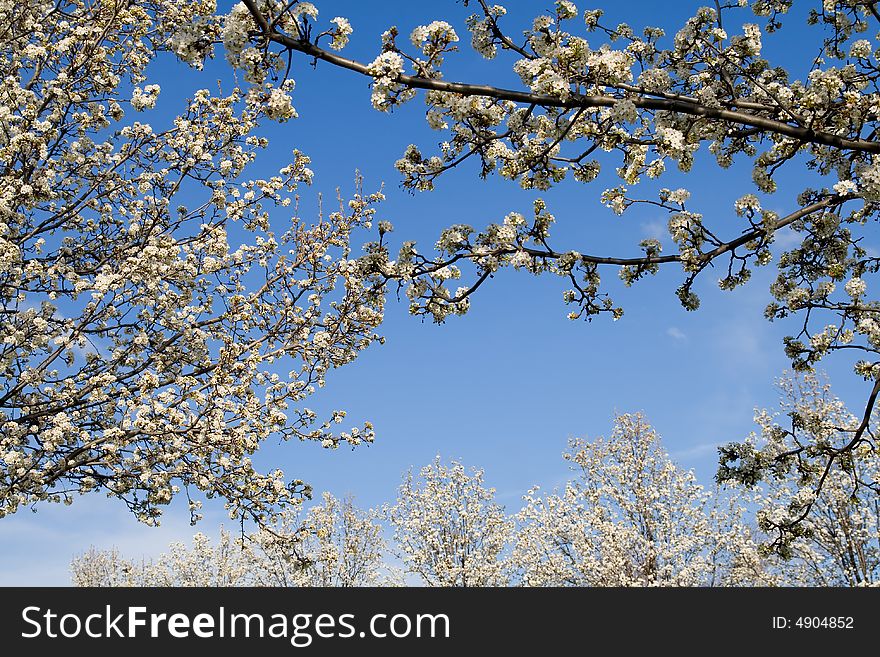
xmin=0 ymin=1 xmax=386 ymax=527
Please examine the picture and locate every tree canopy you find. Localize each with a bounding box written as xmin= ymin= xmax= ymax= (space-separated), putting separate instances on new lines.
xmin=4 ymin=0 xmax=880 ymax=557
xmin=1 ymin=0 xmax=383 ymax=526
xmin=225 ymin=0 xmax=880 ymax=549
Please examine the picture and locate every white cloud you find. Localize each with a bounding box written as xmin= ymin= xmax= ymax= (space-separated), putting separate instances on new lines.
xmin=713 ymin=316 xmax=768 ymax=373
xmin=641 ymin=219 xmax=667 ymax=242
xmin=773 ymin=226 xmax=803 ymax=250
xmin=0 ymin=495 xmax=222 ymax=585
xmin=666 ymin=326 xmax=687 ymax=341
xmin=670 ymin=441 xmax=719 ymax=462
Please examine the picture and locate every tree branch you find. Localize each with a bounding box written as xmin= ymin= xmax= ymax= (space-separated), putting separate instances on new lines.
xmin=769 ymin=375 xmax=880 ymax=552
xmin=241 ymin=3 xmax=880 ymax=155
xmin=519 ymin=195 xmax=845 ymax=267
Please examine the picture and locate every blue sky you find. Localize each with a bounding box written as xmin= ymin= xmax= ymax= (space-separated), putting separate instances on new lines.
xmin=0 ymin=0 xmax=870 ymax=584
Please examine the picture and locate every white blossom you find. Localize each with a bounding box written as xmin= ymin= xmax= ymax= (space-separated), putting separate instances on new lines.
xmin=328 ymin=17 xmax=352 ymax=51
xmin=387 ymin=457 xmax=512 ymax=586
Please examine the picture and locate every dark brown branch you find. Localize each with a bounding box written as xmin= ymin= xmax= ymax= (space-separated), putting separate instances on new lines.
xmin=476 ymin=0 xmax=532 ymax=58
xmin=771 ymin=376 xmax=880 ymax=550
xmin=520 ymin=195 xmax=845 ymax=267
xmin=241 ymin=2 xmax=880 ymax=155
xmin=837 ymin=376 xmax=880 ymax=456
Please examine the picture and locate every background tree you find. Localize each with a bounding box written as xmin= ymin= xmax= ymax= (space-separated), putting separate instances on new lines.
xmin=386 ymin=457 xmax=512 ymax=586
xmin=210 ymin=0 xmax=880 ymax=547
xmin=252 ymin=492 xmax=397 ymax=586
xmin=71 ymin=492 xmax=394 ymax=586
xmin=513 ymin=413 xmax=767 ymax=586
xmin=74 ymin=407 xmax=878 ymax=587
xmin=70 ymin=547 xmax=147 ymax=587
xmin=0 ymin=0 xmax=384 ymax=526
xmin=71 ymin=529 xmax=257 ymax=586
xmin=742 ymin=372 xmax=880 ymax=584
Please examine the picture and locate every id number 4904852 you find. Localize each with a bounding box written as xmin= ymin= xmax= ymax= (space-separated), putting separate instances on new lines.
xmin=772 ymin=616 xmax=854 ymax=629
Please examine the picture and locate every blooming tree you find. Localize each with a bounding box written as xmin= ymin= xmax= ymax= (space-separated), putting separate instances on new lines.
xmin=71 ymin=530 xmax=258 ymax=586
xmin=739 ymin=373 xmax=880 ymax=583
xmin=72 ymin=411 xmax=877 ymax=587
xmin=252 ymin=492 xmax=395 ymax=586
xmin=191 ymin=0 xmax=880 ymax=547
xmin=9 ymin=0 xmax=880 ymax=556
xmin=70 ymin=547 xmax=149 ymax=587
xmin=387 ymin=457 xmax=512 ymax=586
xmin=1 ymin=1 xmax=385 ymax=526
xmin=513 ymin=413 xmax=767 ymax=586
xmin=71 ymin=492 xmax=393 ymax=586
